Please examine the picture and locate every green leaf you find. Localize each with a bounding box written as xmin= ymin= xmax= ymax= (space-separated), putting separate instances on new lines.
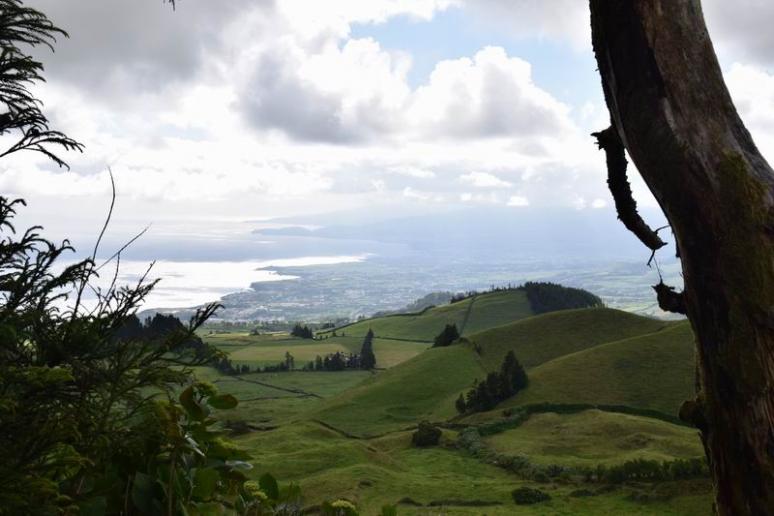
xmin=77 ymin=496 xmax=107 ymax=516
xmin=192 ymin=468 xmax=220 ymax=501
xmin=208 ymin=394 xmax=238 ymax=410
xmin=259 ymin=473 xmax=279 ymax=501
xmin=180 ymin=385 xmax=206 ymax=421
xmin=189 ymin=502 xmax=227 ymax=515
xmin=279 ymin=483 xmax=302 ymax=503
xmin=131 ymin=472 xmax=164 ymax=515
xmin=208 ymin=438 xmax=250 ymax=461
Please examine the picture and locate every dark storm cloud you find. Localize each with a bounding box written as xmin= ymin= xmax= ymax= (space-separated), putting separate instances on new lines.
xmin=241 ymin=53 xmax=361 ymax=144
xmin=26 ymin=0 xmax=272 ymax=98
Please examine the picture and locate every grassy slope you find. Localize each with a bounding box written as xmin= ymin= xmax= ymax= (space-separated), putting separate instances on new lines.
xmin=485 ymin=409 xmax=703 ymax=467
xmin=325 ymin=289 xmax=533 ymax=341
xmin=468 ymin=307 xmax=673 ymax=371
xmin=194 ymin=369 xmax=372 ymax=425
xmin=315 ymin=345 xmax=485 ymax=436
xmin=316 ymin=308 xmax=687 ymax=436
xmin=507 ymin=323 xmax=695 ymax=415
xmin=203 ymin=307 xmax=708 ymax=513
xmin=204 ymin=333 xmax=428 ymax=369
xmin=240 ymin=421 xmax=711 ymax=515
xmin=326 ymin=336 xmax=429 ymax=368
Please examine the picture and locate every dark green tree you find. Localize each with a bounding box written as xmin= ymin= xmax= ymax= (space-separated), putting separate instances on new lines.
xmin=460 ymin=351 xmax=528 ymax=414
xmin=455 ymin=393 xmax=467 ymax=414
xmin=360 ymin=328 xmax=377 ymax=370
xmin=501 ymin=350 xmax=528 ymax=394
xmin=290 ymin=323 xmax=313 ymax=339
xmin=433 ymin=323 xmax=460 ymax=348
xmin=285 ymin=351 xmax=295 ymax=370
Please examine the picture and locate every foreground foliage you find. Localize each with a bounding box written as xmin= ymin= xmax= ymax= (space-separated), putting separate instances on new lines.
xmin=0 ymin=197 xmax=261 ymax=514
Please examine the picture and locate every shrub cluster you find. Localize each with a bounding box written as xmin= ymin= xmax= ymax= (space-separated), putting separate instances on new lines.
xmin=578 ymin=458 xmax=708 ymax=483
xmin=456 ymin=351 xmax=528 ymax=413
xmin=456 ymin=409 xmax=709 ymax=485
xmin=511 ymin=487 xmax=551 ymax=505
xmin=412 ymin=421 xmax=442 ymax=447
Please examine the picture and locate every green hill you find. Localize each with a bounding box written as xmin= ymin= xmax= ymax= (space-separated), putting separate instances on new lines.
xmin=484 ymin=409 xmax=703 ymax=467
xmin=506 ymin=322 xmax=695 ymax=416
xmin=315 ymin=344 xmax=485 ymax=436
xmin=469 ymin=307 xmax=673 ymax=371
xmin=206 ymin=332 xmax=429 ymax=369
xmin=315 ymin=308 xmax=685 ymax=436
xmin=321 ymin=289 xmax=533 ymax=341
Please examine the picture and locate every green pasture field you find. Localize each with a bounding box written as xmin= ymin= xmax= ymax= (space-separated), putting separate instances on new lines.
xmin=506 ymin=323 xmax=695 ymax=415
xmin=193 ymin=303 xmax=709 ymax=514
xmin=321 ymin=289 xmax=534 ymax=341
xmin=485 ymin=409 xmax=703 ymax=467
xmin=204 ymin=332 xmax=428 ymax=369
xmin=237 ymin=420 xmax=711 ymax=515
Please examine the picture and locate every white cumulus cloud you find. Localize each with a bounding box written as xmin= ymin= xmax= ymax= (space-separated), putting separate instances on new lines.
xmin=459 ymin=171 xmax=512 ymax=188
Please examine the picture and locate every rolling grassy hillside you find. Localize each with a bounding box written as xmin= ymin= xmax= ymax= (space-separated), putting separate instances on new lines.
xmin=485 ymin=409 xmax=703 ymax=467
xmin=195 ymin=295 xmax=709 ymax=514
xmin=204 ymin=332 xmax=428 ymax=369
xmin=320 ymin=289 xmax=533 ymax=341
xmin=315 ymin=345 xmax=485 ymax=436
xmin=240 ymin=420 xmax=711 ymax=515
xmin=469 ymin=307 xmax=673 ymax=370
xmin=316 ymin=308 xmax=693 ymax=436
xmin=506 ymin=322 xmax=695 ymax=415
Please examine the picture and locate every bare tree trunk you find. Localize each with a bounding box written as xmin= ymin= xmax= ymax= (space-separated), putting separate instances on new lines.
xmin=589 ymin=1 xmax=774 ymax=514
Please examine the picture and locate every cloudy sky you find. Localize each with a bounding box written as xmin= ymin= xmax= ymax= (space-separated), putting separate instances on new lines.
xmin=2 ymin=0 xmax=774 ymax=260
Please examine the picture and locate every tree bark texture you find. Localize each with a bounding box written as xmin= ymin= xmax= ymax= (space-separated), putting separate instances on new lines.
xmin=589 ymin=1 xmax=774 ymax=514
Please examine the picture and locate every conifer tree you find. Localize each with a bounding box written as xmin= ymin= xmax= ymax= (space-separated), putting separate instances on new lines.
xmin=455 ymin=393 xmax=467 ymax=414
xmin=360 ymin=328 xmax=377 ymax=370
xmin=433 ymin=324 xmax=460 ymax=348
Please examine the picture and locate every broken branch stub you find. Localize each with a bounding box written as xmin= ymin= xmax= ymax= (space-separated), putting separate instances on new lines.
xmin=593 ymin=126 xmax=668 ymax=252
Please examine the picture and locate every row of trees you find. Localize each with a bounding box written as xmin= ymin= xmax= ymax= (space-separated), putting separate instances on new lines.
xmin=226 ymin=330 xmax=377 ymax=374
xmin=450 ymin=284 xmax=522 ymax=304
xmin=290 ymin=323 xmax=314 ymax=339
xmin=300 ymin=329 xmax=378 ymax=371
xmin=522 ymin=282 xmax=603 ymax=314
xmin=456 ymin=351 xmax=528 ymax=413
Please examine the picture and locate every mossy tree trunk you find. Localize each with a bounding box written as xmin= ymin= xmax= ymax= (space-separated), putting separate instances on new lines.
xmin=589 ymin=1 xmax=774 ymax=514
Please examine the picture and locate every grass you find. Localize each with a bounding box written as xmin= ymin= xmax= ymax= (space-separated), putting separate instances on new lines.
xmin=204 ymin=332 xmax=428 ymax=369
xmin=197 ymin=304 xmax=710 ymax=514
xmin=322 ymin=336 xmax=429 ymax=368
xmin=485 ymin=409 xmax=704 ymax=467
xmin=313 ymin=308 xmax=693 ymax=437
xmin=507 ymin=323 xmax=695 ymax=416
xmin=469 ymin=307 xmax=673 ymax=371
xmin=194 ymin=369 xmax=372 ymax=426
xmin=314 ymin=345 xmax=485 ymax=436
xmin=322 ymin=289 xmax=533 ymax=341
xmin=237 ymin=421 xmax=712 ymax=515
